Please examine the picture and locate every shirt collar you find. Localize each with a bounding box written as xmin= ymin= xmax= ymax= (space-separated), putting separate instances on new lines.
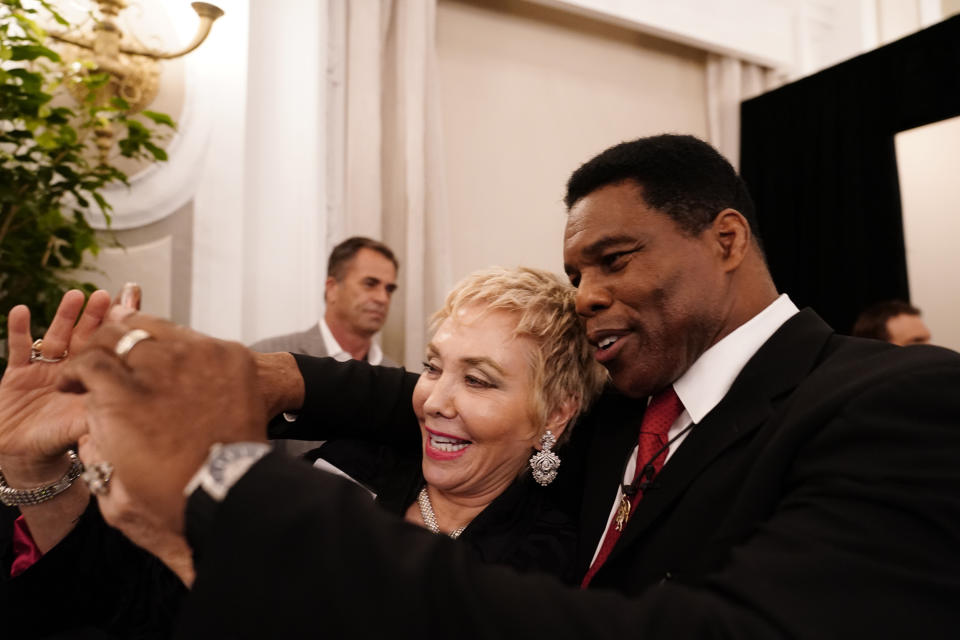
xmin=319 ymin=317 xmax=383 ymax=365
xmin=673 ymin=294 xmax=798 ymax=423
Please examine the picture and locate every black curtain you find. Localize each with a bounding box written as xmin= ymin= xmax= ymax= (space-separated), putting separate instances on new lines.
xmin=740 ymin=15 xmax=960 ymax=333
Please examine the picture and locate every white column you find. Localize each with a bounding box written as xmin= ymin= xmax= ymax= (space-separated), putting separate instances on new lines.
xmin=192 ymin=0 xmax=329 ymax=343
xmin=244 ymin=0 xmax=328 ymax=343
xmin=191 ymin=0 xmax=251 ymax=339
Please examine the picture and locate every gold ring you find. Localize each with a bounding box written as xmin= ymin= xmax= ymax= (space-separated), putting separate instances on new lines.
xmin=29 ymin=338 xmax=69 ymax=364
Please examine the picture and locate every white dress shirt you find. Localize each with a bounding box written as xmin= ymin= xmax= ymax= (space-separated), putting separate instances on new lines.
xmin=281 ymin=319 xmax=384 ymax=425
xmin=589 ymin=294 xmax=799 ymax=566
xmin=318 ymin=317 xmax=384 ymax=365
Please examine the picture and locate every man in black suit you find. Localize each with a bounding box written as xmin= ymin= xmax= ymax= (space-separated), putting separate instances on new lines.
xmin=63 ymin=135 xmax=960 ymax=638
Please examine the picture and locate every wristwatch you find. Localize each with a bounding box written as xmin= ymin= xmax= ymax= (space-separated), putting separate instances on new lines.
xmin=184 ymin=442 xmax=271 ymax=502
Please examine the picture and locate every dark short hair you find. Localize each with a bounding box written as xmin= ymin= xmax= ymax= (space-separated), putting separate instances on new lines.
xmin=327 ymin=236 xmax=398 ymax=280
xmin=564 ymin=134 xmax=760 ymax=240
xmin=851 ymin=299 xmax=921 ymax=341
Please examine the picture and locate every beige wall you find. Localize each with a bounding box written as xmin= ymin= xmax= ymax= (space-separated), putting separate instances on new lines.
xmin=895 ymin=115 xmax=960 ymax=352
xmin=84 ymin=203 xmax=193 ymax=325
xmin=436 ymin=0 xmax=708 ymax=282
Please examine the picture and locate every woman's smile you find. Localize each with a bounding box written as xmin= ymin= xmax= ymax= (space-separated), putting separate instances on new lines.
xmin=424 ymin=427 xmax=472 ymax=460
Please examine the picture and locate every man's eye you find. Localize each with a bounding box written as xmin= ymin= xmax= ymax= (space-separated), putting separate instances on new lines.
xmin=422 ymin=361 xmax=440 ymax=375
xmin=602 ymin=252 xmax=624 ymax=266
xmin=602 ymin=250 xmax=634 ymax=269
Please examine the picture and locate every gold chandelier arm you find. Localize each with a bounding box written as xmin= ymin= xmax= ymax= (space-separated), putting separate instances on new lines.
xmin=47 ymin=30 xmax=94 ymax=51
xmin=117 ymin=2 xmax=224 ymax=61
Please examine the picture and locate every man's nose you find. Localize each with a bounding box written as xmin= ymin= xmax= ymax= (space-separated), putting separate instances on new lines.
xmin=372 ymin=286 xmax=390 ymax=306
xmin=574 ymin=272 xmax=613 ymax=318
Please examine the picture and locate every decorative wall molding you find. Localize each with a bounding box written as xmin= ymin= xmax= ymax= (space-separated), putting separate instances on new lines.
xmin=83 ymin=2 xmax=219 ymax=230
xmin=525 ymin=0 xmax=797 ymax=70
xmin=90 ymin=61 xmax=213 ymax=230
xmin=523 ymin=0 xmax=947 ymax=78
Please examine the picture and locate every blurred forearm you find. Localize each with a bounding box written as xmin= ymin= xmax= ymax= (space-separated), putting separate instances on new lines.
xmin=253 ymin=351 xmax=305 ymax=417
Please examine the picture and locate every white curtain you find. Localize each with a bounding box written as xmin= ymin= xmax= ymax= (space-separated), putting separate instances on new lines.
xmin=705 ymin=54 xmax=783 ymax=171
xmin=325 ymin=0 xmax=452 ymax=370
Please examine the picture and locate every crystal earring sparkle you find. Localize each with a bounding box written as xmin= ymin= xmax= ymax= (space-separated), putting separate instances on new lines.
xmin=529 ymin=430 xmax=561 ymax=486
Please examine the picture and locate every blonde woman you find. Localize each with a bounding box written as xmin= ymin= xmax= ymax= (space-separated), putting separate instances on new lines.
xmin=305 ymin=266 xmax=606 ymax=579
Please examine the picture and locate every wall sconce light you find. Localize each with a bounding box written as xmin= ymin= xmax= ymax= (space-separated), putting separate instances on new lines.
xmin=47 ymin=1 xmax=224 ymax=159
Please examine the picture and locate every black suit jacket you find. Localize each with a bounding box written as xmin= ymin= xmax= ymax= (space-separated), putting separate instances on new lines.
xmin=183 ymin=309 xmax=960 ymax=638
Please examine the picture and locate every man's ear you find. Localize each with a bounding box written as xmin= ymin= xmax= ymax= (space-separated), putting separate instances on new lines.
xmin=324 ymin=276 xmax=338 ymax=304
xmin=538 ymin=395 xmax=580 ymax=447
xmin=711 ymin=208 xmax=750 ymax=272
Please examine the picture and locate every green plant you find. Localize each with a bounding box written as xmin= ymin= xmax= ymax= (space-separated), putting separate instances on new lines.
xmin=0 ymin=0 xmax=174 ymax=371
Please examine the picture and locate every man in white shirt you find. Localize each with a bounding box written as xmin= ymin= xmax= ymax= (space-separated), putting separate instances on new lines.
xmin=250 ymin=236 xmax=399 ymax=364
xmin=250 ymin=236 xmax=399 ymax=456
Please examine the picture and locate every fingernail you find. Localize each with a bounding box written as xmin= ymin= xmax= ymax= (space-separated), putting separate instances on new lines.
xmin=120 ymin=283 xmax=142 ymax=310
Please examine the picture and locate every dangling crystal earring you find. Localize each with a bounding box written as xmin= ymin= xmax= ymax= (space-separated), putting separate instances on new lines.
xmin=529 ymin=430 xmax=560 ymax=486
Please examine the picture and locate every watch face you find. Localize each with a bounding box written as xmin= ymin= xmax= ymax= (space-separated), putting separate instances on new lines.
xmin=203 ymin=443 xmax=271 ymax=500
xmin=209 ymin=457 xmax=229 ymax=484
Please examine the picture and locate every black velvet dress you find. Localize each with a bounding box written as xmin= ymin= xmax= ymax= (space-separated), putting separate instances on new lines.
xmin=313 ymin=439 xmax=578 ymax=583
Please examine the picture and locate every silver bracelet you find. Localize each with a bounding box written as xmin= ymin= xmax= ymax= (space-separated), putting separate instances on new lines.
xmin=0 ymin=450 xmax=84 ymax=507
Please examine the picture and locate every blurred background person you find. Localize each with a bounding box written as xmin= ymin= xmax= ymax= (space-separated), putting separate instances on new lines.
xmin=251 ymin=236 xmax=400 ymax=457
xmin=250 ymin=236 xmax=399 ymax=363
xmin=851 ymin=299 xmax=932 ymax=345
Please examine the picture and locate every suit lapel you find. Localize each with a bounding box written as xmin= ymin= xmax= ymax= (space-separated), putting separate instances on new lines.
xmin=603 ymin=309 xmax=835 ymax=565
xmin=576 ymin=391 xmax=648 ymax=570
xmin=303 ymin=324 xmax=327 ymax=357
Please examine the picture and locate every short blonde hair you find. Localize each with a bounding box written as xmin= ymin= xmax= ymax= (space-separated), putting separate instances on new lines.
xmin=431 ymin=266 xmax=607 ymax=443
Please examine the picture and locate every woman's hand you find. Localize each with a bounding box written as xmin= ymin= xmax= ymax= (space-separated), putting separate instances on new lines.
xmin=0 ymin=289 xmax=112 ymax=552
xmin=0 ymin=290 xmax=111 ymax=471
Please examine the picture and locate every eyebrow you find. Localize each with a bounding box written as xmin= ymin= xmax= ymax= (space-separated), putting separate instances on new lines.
xmin=363 ymin=277 xmax=398 ymax=289
xmin=564 ymin=234 xmax=641 ymax=273
xmin=580 ymin=234 xmax=641 ymax=257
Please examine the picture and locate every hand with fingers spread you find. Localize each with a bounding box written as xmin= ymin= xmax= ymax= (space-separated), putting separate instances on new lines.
xmin=0 ymin=290 xmax=113 ymax=552
xmin=0 ymin=291 xmax=114 ymax=490
xmin=60 ymin=312 xmax=270 ymax=535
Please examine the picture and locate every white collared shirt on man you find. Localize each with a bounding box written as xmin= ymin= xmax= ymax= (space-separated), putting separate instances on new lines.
xmin=318 ymin=317 xmax=385 ymax=365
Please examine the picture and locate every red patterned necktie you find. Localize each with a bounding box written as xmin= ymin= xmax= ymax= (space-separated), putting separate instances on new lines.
xmin=580 ymin=386 xmax=684 ymax=588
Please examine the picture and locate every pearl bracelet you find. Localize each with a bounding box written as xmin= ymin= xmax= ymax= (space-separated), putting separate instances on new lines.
xmin=0 ymin=451 xmax=84 ymax=507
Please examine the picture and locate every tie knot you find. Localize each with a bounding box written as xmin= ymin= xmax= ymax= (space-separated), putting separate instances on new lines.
xmin=641 ymin=386 xmax=683 ymax=437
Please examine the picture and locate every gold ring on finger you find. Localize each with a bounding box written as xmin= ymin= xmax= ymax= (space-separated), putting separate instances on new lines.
xmin=29 ymin=338 xmax=69 ymax=364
